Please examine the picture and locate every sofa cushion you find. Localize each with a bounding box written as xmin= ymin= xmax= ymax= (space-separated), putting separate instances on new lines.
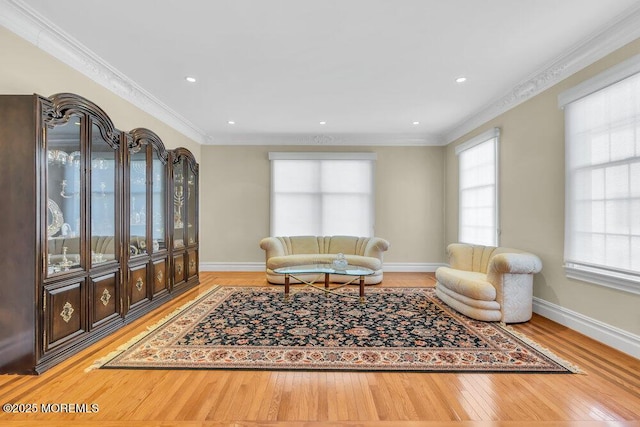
xmin=435 ymin=284 xmax=501 ymax=310
xmin=288 ymin=236 xmax=321 ymax=254
xmin=267 ymin=253 xmax=382 ymax=271
xmin=435 ymin=287 xmax=502 ymax=322
xmin=435 ymin=267 xmax=496 ymax=301
xmin=327 ymin=236 xmax=362 ymax=255
xmin=343 ymin=254 xmax=382 ymax=270
xmin=285 ymin=235 xmax=374 ymax=256
xmin=448 ymin=243 xmax=498 ymax=273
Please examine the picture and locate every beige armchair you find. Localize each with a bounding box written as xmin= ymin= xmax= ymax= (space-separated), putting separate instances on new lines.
xmin=435 ymin=243 xmax=542 ymax=323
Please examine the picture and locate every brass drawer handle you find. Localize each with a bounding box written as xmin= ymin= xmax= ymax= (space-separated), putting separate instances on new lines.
xmin=60 ymin=302 xmax=74 ymax=323
xmin=135 ymin=277 xmax=144 ymax=291
xmin=156 ymin=270 xmax=164 ymax=283
xmin=100 ymin=289 xmax=111 ymax=306
xmin=176 ymin=264 xmax=183 ymax=274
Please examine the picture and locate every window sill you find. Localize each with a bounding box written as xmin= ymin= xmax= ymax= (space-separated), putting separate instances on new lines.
xmin=564 ymin=264 xmax=640 ymax=296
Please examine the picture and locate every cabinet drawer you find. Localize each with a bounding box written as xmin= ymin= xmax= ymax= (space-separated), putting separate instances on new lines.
xmin=187 ymin=250 xmax=198 ymax=279
xmin=153 ymin=259 xmax=168 ymax=295
xmin=173 ymin=254 xmax=185 ymax=286
xmin=129 ymin=264 xmax=148 ymax=306
xmin=45 ymin=280 xmax=85 ymax=350
xmin=91 ymin=273 xmax=119 ymax=327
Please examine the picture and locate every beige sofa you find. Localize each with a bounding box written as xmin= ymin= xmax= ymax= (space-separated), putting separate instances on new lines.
xmin=47 ymin=235 xmax=148 ymax=263
xmin=48 ymin=236 xmax=116 ymax=263
xmin=259 ymin=235 xmax=390 ymax=284
xmin=435 ymin=243 xmax=542 ymax=323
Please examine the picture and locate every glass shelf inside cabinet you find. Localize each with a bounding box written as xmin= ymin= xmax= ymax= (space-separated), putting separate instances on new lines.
xmin=46 ymin=116 xmax=82 ymax=276
xmin=187 ymin=166 xmax=197 ymax=245
xmin=173 ymin=158 xmax=185 ymax=249
xmin=152 ymin=154 xmax=166 ymax=253
xmin=90 ymin=123 xmax=117 ymax=266
xmin=130 ymin=149 xmax=147 ymax=257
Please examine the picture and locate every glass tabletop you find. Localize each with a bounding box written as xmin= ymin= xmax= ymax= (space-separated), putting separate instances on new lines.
xmin=273 ymin=264 xmax=374 ymax=276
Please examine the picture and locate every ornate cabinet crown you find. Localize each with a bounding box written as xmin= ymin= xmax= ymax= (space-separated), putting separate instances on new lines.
xmin=0 ymin=93 xmax=199 ymax=374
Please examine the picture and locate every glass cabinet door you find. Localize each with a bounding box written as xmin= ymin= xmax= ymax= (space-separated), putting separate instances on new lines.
xmin=129 ymin=146 xmax=147 ymax=256
xmin=90 ymin=123 xmax=117 ymax=266
xmin=186 ymin=166 xmax=197 ymax=245
xmin=46 ymin=116 xmax=82 ymax=276
xmin=152 ymin=149 xmax=166 ymax=253
xmin=173 ymin=158 xmax=185 ymax=249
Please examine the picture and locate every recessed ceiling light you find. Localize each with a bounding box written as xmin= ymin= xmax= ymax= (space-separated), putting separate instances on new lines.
xmin=227 ymin=121 xmax=235 ymax=125
xmin=319 ymin=121 xmax=326 ymax=125
xmin=412 ymin=121 xmax=420 ymax=125
xmin=455 ymin=77 xmax=467 ymax=83
xmin=185 ymin=76 xmax=197 ymax=83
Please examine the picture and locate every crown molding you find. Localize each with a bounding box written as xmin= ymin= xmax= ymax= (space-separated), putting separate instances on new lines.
xmin=209 ymin=132 xmax=444 ymax=146
xmin=5 ymin=0 xmax=640 ymax=148
xmin=0 ymin=0 xmax=211 ymax=145
xmin=445 ymin=3 xmax=640 ymax=144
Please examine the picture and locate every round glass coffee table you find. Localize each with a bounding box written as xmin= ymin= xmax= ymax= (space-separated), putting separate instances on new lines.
xmin=273 ymin=264 xmax=375 ymax=301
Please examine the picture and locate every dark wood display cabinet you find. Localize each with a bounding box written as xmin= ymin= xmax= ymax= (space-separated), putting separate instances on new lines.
xmin=124 ymin=128 xmax=172 ymax=319
xmin=0 ymin=93 xmax=199 ymax=374
xmin=170 ymin=148 xmax=199 ymax=292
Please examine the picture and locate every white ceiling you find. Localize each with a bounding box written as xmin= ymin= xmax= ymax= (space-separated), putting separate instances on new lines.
xmin=5 ymin=0 xmax=640 ymax=145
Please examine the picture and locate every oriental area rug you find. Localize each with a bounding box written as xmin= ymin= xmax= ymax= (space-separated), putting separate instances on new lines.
xmin=90 ymin=286 xmax=579 ymax=373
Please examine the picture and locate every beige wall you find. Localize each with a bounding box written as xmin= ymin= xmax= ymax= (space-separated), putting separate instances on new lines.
xmin=0 ymin=27 xmax=201 ymax=159
xmin=445 ymin=38 xmax=640 ymax=335
xmin=2 ymin=24 xmax=446 ymax=267
xmin=200 ymin=145 xmax=446 ymax=265
xmin=6 ymin=18 xmax=636 ymax=337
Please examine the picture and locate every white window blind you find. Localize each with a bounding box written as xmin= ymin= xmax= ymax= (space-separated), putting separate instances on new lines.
xmin=269 ymin=152 xmax=375 ymax=237
xmin=561 ymin=59 xmax=640 ymax=293
xmin=456 ymin=128 xmax=500 ymax=246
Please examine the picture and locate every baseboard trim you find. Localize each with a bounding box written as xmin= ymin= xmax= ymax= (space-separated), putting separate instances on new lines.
xmin=200 ymin=262 xmax=265 ymax=272
xmin=384 ymin=262 xmax=444 ymax=272
xmin=533 ymin=297 xmax=640 ymax=359
xmin=199 ymin=262 xmax=444 ymax=273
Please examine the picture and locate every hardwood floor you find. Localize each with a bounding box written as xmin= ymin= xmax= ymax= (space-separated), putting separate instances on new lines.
xmin=1 ymin=272 xmax=638 ymax=427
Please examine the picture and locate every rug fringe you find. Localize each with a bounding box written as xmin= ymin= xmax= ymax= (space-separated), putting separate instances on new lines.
xmin=84 ymin=286 xmax=221 ymax=372
xmin=498 ymin=323 xmax=583 ymax=374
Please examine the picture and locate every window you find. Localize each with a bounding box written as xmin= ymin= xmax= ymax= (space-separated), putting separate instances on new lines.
xmin=269 ymin=152 xmax=375 ymax=237
xmin=456 ymin=128 xmax=500 ymax=246
xmin=560 ymin=53 xmax=640 ymax=294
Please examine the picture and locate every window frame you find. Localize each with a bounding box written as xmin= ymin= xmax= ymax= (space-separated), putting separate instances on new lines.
xmin=268 ymin=151 xmax=376 ymax=237
xmin=456 ymin=127 xmax=500 ymax=247
xmin=559 ymin=52 xmax=640 ymax=296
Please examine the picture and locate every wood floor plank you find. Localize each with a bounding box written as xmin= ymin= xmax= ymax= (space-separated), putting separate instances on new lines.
xmin=0 ymin=272 xmax=638 ymax=426
xmin=328 ymin=373 xmax=342 ymax=421
xmin=267 ymin=372 xmax=285 ymax=421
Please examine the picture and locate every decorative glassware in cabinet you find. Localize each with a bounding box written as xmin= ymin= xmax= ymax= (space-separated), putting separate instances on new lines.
xmin=173 ymin=158 xmax=185 ymax=249
xmin=152 ymin=150 xmax=166 ymax=253
xmin=46 ymin=115 xmax=82 ymax=276
xmin=129 ymin=145 xmax=147 ymax=257
xmin=187 ymin=166 xmax=197 ymax=245
xmin=90 ymin=123 xmax=117 ymax=266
